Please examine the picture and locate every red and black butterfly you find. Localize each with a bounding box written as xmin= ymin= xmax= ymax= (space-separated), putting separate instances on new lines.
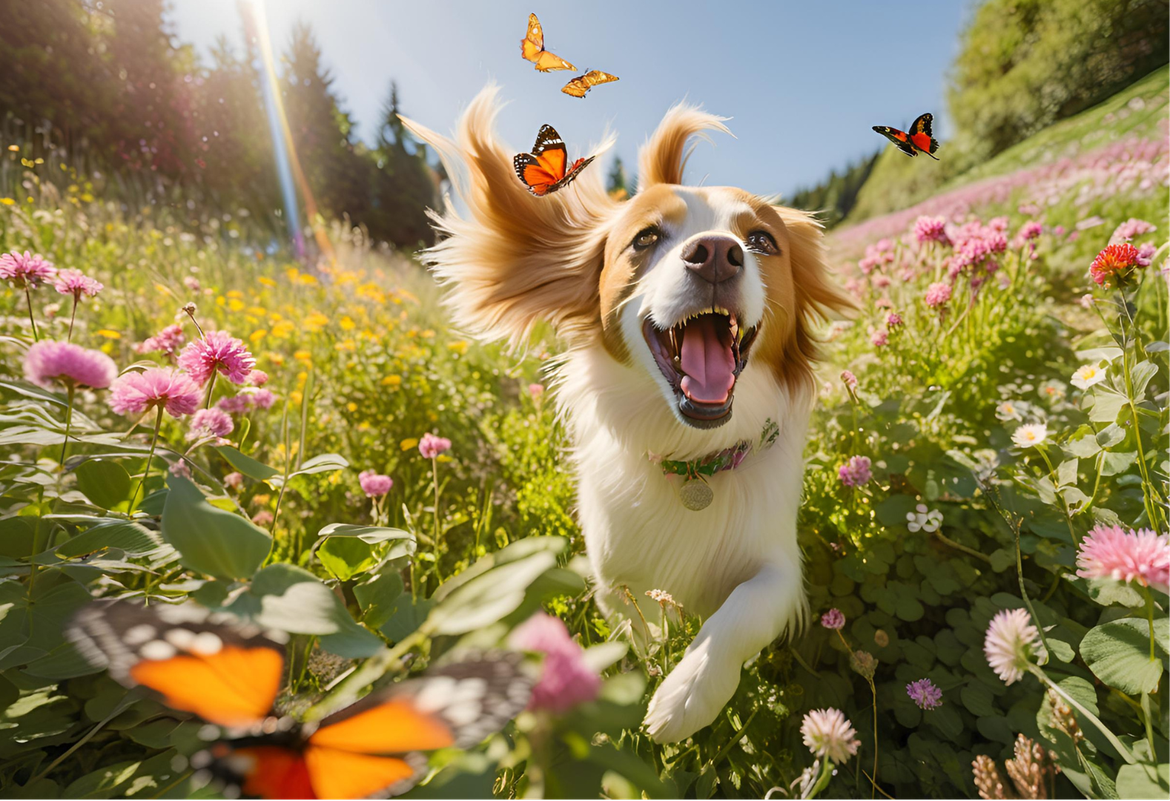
xmin=513 ymin=124 xmax=596 ymax=196
xmin=66 ymin=600 xmax=533 ymax=800
xmin=872 ymin=113 xmax=940 ymax=160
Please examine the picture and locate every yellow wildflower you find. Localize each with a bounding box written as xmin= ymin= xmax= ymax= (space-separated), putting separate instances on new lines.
xmin=258 ymin=276 xmax=276 ymax=287
xmin=400 ymin=438 xmax=419 ymax=451
xmin=95 ymin=329 xmax=122 ymax=339
xmin=381 ymin=375 xmax=402 ymax=387
xmin=447 ymin=340 xmax=469 ymax=355
xmin=250 ymin=330 xmax=267 ymax=343
xmin=294 ymin=350 xmax=312 ymax=363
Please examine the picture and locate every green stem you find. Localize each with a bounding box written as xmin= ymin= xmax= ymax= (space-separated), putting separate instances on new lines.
xmin=1030 ymin=665 xmax=1135 ymax=764
xmin=58 ymin=384 xmax=75 ymax=468
xmin=869 ymin=678 xmax=878 ymax=799
xmin=1143 ymin=589 xmax=1156 ymax=662
xmin=1036 ymin=446 xmax=1079 ymax=546
xmin=129 ymin=406 xmax=164 ymax=512
xmin=933 ymin=529 xmax=994 ymax=564
xmin=305 ymin=624 xmax=433 ymax=722
xmin=431 ymin=455 xmax=441 ymax=585
xmin=806 ymin=757 xmax=835 ymax=799
xmin=24 ymin=286 xmax=39 ymax=341
xmin=700 ymin=707 xmax=759 ymax=776
xmin=67 ymin=296 xmax=78 ymax=342
xmin=1140 ymin=692 xmax=1156 ymax=759
xmin=204 ymin=371 xmax=217 ymax=409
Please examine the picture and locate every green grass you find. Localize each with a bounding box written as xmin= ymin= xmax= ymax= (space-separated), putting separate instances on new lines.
xmin=845 ymin=66 xmax=1169 ymax=225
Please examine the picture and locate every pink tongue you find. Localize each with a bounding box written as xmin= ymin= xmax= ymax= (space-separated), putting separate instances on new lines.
xmin=679 ymin=317 xmax=735 ymax=405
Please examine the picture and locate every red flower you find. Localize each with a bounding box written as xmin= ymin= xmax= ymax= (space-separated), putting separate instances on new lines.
xmin=1089 ymin=243 xmax=1140 ymax=288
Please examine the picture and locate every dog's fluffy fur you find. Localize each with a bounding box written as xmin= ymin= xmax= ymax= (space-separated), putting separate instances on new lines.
xmin=404 ymin=86 xmax=851 ymax=742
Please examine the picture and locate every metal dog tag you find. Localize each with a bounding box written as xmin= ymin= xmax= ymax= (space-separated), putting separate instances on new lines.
xmin=678 ymin=478 xmax=713 ymax=511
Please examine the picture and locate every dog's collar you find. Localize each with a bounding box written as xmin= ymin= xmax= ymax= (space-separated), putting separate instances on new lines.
xmin=649 ymin=419 xmax=780 ymax=510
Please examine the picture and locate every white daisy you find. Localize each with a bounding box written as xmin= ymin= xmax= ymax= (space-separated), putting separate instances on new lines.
xmin=1012 ymin=423 xmax=1048 ymax=449
xmin=1070 ymin=363 xmax=1106 ymax=390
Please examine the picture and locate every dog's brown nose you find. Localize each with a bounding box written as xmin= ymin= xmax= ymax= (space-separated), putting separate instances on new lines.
xmin=681 ymin=235 xmax=744 ymax=284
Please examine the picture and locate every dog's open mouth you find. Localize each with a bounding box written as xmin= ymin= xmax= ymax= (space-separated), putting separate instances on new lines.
xmin=642 ymin=309 xmax=759 ymax=428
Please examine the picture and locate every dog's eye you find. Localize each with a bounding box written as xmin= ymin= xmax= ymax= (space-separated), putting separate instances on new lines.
xmin=632 ymin=227 xmax=662 ymax=251
xmin=745 ymin=230 xmax=779 ymax=255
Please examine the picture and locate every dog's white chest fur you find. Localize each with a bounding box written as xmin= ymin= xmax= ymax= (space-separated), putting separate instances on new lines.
xmin=557 ymin=347 xmax=809 ymax=741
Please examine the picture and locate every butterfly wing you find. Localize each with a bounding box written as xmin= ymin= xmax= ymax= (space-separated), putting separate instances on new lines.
xmin=65 ymin=599 xmax=287 ymax=729
xmin=562 ymin=70 xmax=619 ymax=98
xmin=520 ymin=13 xmax=543 ymax=62
xmin=520 ymin=13 xmax=576 ymax=71
xmin=908 ymin=113 xmax=940 ymax=160
xmin=514 ymin=125 xmax=570 ymax=196
xmin=872 ymin=126 xmax=918 ymax=158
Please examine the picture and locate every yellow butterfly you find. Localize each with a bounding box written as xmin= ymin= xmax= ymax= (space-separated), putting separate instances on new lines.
xmin=519 ymin=13 xmax=576 ymax=72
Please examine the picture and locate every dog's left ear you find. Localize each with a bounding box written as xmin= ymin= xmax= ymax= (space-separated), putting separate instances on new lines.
xmin=756 ymin=205 xmax=855 ymax=394
xmin=774 ymin=206 xmax=855 ymax=320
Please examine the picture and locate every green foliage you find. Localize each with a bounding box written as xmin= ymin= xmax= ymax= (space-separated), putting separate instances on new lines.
xmin=949 ymin=0 xmax=1169 ymax=162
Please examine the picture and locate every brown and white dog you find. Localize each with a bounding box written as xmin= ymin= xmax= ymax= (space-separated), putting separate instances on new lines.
xmin=404 ymin=87 xmax=851 ymax=742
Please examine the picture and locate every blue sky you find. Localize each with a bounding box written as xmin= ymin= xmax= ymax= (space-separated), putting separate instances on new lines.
xmin=169 ymin=1 xmax=972 ymax=198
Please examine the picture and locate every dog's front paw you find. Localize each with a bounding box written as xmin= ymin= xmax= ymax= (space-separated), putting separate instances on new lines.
xmin=643 ymin=640 xmax=740 ymax=743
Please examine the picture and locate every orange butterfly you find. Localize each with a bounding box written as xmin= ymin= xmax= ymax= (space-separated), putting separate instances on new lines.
xmin=66 ymin=600 xmax=533 ymax=800
xmin=519 ymin=13 xmax=576 ymax=72
xmin=562 ymin=70 xmax=619 ymax=99
xmin=513 ymin=124 xmax=596 ymax=196
xmin=872 ymin=113 xmax=940 ymax=160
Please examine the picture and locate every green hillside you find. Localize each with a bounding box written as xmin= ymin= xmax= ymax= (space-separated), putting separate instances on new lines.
xmin=844 ymin=65 xmax=1169 ymax=225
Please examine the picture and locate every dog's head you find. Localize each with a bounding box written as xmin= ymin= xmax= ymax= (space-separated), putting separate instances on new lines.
xmin=404 ymin=87 xmax=852 ymax=431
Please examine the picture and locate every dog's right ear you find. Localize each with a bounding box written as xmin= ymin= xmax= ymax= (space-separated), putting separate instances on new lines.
xmin=401 ymin=85 xmax=620 ymax=348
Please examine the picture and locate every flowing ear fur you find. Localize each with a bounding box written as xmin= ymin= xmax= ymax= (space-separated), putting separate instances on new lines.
xmin=760 ymin=206 xmax=857 ymax=395
xmin=637 ymin=103 xmax=731 ymax=189
xmin=400 ymin=84 xmax=619 ymax=347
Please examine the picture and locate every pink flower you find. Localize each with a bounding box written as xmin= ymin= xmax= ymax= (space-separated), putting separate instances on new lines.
xmin=1016 ymin=221 xmax=1043 ymax=242
xmin=359 ymin=470 xmax=393 ymax=498
xmin=1136 ymin=242 xmax=1157 ymax=267
xmin=136 ymin=324 xmax=186 ymax=357
xmin=183 ymin=276 xmax=202 ymax=292
xmin=1076 ymin=525 xmax=1169 ymax=591
xmin=217 ymin=394 xmax=251 ymax=414
xmin=252 ymin=510 xmax=274 ymax=526
xmin=913 ymin=215 xmax=949 ymax=245
xmin=1110 ymin=218 xmax=1156 ymax=243
xmin=0 ymin=250 xmax=56 ymax=288
xmin=838 ymin=456 xmax=872 ymax=488
xmin=821 ymin=608 xmax=845 ymax=630
xmin=52 ymin=269 xmax=103 ymax=299
xmin=224 ymin=472 xmax=244 ymax=490
xmin=906 ymin=678 xmax=943 ymax=711
xmin=250 ymin=388 xmax=276 ymax=410
xmin=419 ymin=432 xmax=452 ymax=459
xmin=1090 ymin=243 xmax=1141 ymax=288
xmin=248 ymin=370 xmax=269 ymax=387
xmin=870 ymin=329 xmax=889 ymax=348
xmin=886 ymin=312 xmax=903 ymax=328
xmin=23 ymin=340 xmax=117 ymax=390
xmin=109 ymin=368 xmax=201 ymax=418
xmin=924 ymin=282 xmax=952 ymax=308
xmin=169 ymin=460 xmax=192 ymax=479
xmin=988 ymin=216 xmax=1010 ymax=232
xmin=178 ymin=330 xmax=256 ymax=386
xmin=186 ymin=408 xmax=234 ymax=441
xmin=509 ymin=612 xmax=601 ymax=713
xmin=840 ymin=370 xmax=858 ymax=391
xmin=528 ymin=383 xmax=545 ymax=399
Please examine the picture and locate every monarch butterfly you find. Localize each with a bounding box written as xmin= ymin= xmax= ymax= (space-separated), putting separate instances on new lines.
xmin=513 ymin=124 xmax=596 ymax=197
xmin=872 ymin=113 xmax=940 ymax=160
xmin=519 ymin=13 xmax=576 ymax=72
xmin=65 ymin=600 xmax=533 ymax=799
xmin=562 ymin=70 xmax=619 ymax=99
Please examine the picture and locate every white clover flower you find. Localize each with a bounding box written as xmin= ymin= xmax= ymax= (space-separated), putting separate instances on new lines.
xmin=1070 ymin=363 xmax=1106 ymax=390
xmin=906 ymin=503 xmax=944 ymax=533
xmin=800 ymin=708 xmax=860 ymax=764
xmin=996 ymin=401 xmax=1022 ymax=422
xmin=1012 ymin=423 xmax=1048 ymax=449
xmin=984 ymin=608 xmax=1046 ymax=685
